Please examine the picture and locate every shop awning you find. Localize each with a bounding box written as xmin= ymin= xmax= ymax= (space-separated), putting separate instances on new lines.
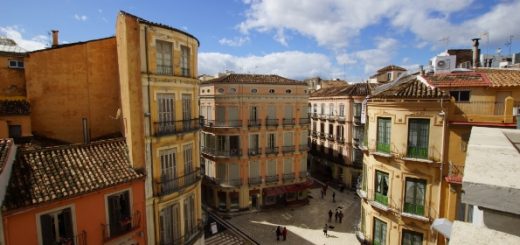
xmin=263 ymin=179 xmax=314 ymax=196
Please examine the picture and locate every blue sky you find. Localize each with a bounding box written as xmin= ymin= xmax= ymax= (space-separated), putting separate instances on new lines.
xmin=2 ymin=0 xmax=519 ymax=81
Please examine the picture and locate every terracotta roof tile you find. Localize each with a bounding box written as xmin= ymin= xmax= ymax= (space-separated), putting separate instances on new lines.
xmin=0 ymin=139 xmax=14 ymax=174
xmin=423 ymin=72 xmax=490 ymax=88
xmin=377 ymin=65 xmax=406 ymax=73
xmin=3 ymin=138 xmax=144 ymax=211
xmin=475 ymin=68 xmax=520 ymax=87
xmin=310 ymin=83 xmax=378 ymax=97
xmin=372 ymin=75 xmax=448 ymax=99
xmin=202 ymin=73 xmax=305 ymax=85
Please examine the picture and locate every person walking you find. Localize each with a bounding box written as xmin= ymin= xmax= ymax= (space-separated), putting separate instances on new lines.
xmin=334 ymin=209 xmax=339 ymax=223
xmin=332 ymin=191 xmax=336 ymax=202
xmin=276 ymin=226 xmax=281 ymax=241
xmin=323 ymin=224 xmax=328 ymax=237
xmin=328 ymin=209 xmax=333 ymax=222
xmin=282 ymin=226 xmax=288 ymax=241
xmin=339 ymin=210 xmax=344 ymax=223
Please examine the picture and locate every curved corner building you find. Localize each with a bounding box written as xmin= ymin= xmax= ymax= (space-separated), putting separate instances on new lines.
xmin=199 ymin=74 xmax=311 ymax=212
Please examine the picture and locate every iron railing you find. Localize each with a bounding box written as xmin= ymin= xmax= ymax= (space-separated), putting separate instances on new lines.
xmin=282 ymin=118 xmax=295 ymax=126
xmin=336 ymin=137 xmax=345 ymax=144
xmin=311 ymin=131 xmax=318 ymax=138
xmin=327 ymin=134 xmax=335 ymax=142
xmin=156 ymin=65 xmax=173 ymax=75
xmin=156 ymin=168 xmax=200 ymax=196
xmin=265 ymin=146 xmax=278 ymax=155
xmin=353 ymin=116 xmax=362 ymax=125
xmin=265 ymin=175 xmax=279 ymax=184
xmin=319 ymin=132 xmax=326 ymax=140
xmin=311 ymin=113 xmax=318 ymax=119
xmin=102 ymin=211 xmax=140 ymax=242
xmin=201 ymin=119 xmax=242 ymax=128
xmin=248 ymin=176 xmax=262 ymax=185
xmin=55 ymin=230 xmax=87 ymax=245
xmin=201 ymin=146 xmax=242 ymax=157
xmin=299 ymin=117 xmax=310 ymax=125
xmin=154 ymin=118 xmax=200 ymax=136
xmin=265 ymin=118 xmax=279 ymax=127
xmin=299 ymin=144 xmax=309 ymax=151
xmin=337 ymin=116 xmax=346 ymax=123
xmin=248 ymin=147 xmax=261 ymax=156
xmin=281 ymin=145 xmax=295 ymax=153
xmin=248 ymin=119 xmax=261 ymax=128
xmin=283 ymin=173 xmax=295 ymax=182
xmin=407 ymin=146 xmax=428 ymax=159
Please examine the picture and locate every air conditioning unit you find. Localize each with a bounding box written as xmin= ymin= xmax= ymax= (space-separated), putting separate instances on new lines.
xmin=431 ymin=55 xmax=456 ymax=74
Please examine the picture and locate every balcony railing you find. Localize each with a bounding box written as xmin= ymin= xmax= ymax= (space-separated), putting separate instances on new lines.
xmin=337 ymin=115 xmax=346 ymax=123
xmin=319 ymin=132 xmax=326 ymax=140
xmin=327 ymin=114 xmax=335 ymax=122
xmin=265 ymin=118 xmax=279 ymax=127
xmin=215 ymin=178 xmax=242 ymax=187
xmin=248 ymin=176 xmax=262 ymax=185
xmin=311 ymin=113 xmax=318 ymax=119
xmin=336 ymin=137 xmax=345 ymax=144
xmin=446 ymin=162 xmax=465 ymax=184
xmin=281 ymin=145 xmax=295 ymax=153
xmin=407 ymin=146 xmax=428 ymax=159
xmin=299 ymin=144 xmax=309 ymax=151
xmin=156 ymin=168 xmax=201 ymax=196
xmin=248 ymin=147 xmax=261 ymax=156
xmin=453 ymin=101 xmax=505 ymax=115
xmin=403 ymin=202 xmax=425 ymax=216
xmin=154 ymin=118 xmax=200 ymax=136
xmin=102 ymin=211 xmax=141 ymax=242
xmin=299 ymin=171 xmax=308 ymax=179
xmin=327 ymin=134 xmax=335 ymax=142
xmin=156 ymin=65 xmax=173 ymax=75
xmin=353 ymin=116 xmax=362 ymax=125
xmin=265 ymin=146 xmax=278 ymax=155
xmin=163 ymin=220 xmax=203 ymax=245
xmin=201 ymin=119 xmax=242 ymax=128
xmin=311 ymin=131 xmax=318 ymax=138
xmin=282 ymin=118 xmax=295 ymax=126
xmin=55 ymin=230 xmax=87 ymax=245
xmin=318 ymin=114 xmax=327 ymax=120
xmin=283 ymin=173 xmax=295 ymax=182
xmin=376 ymin=143 xmax=390 ymax=154
xmin=299 ymin=117 xmax=310 ymax=125
xmin=248 ymin=119 xmax=261 ymax=128
xmin=265 ymin=175 xmax=279 ymax=184
xmin=201 ymin=146 xmax=242 ymax=157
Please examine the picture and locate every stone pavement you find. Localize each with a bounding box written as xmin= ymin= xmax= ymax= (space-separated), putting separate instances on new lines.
xmin=226 ymin=180 xmax=361 ymax=245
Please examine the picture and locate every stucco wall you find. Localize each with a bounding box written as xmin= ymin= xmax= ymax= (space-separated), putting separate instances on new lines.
xmin=0 ymin=55 xmax=26 ymax=97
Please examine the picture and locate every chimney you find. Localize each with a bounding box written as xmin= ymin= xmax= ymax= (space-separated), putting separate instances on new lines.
xmin=52 ymin=30 xmax=59 ymax=47
xmin=472 ymin=38 xmax=480 ymax=68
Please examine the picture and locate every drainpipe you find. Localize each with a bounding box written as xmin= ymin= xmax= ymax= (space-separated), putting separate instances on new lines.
xmin=436 ymin=96 xmax=447 ymax=244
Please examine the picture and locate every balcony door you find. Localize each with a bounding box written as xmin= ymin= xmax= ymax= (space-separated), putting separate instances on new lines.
xmin=182 ymin=94 xmax=192 ymax=129
xmin=160 ymin=148 xmax=177 ymax=192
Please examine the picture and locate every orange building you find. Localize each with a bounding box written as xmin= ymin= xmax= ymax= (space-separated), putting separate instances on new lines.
xmin=1 ymin=138 xmax=146 ymax=245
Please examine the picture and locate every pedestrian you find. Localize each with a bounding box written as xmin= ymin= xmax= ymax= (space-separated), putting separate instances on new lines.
xmin=332 ymin=191 xmax=336 ymax=202
xmin=323 ymin=224 xmax=328 ymax=237
xmin=334 ymin=210 xmax=339 ymax=222
xmin=282 ymin=226 xmax=287 ymax=241
xmin=328 ymin=209 xmax=333 ymax=222
xmin=321 ymin=188 xmax=324 ymax=199
xmin=276 ymin=226 xmax=281 ymax=241
xmin=339 ymin=210 xmax=344 ymax=223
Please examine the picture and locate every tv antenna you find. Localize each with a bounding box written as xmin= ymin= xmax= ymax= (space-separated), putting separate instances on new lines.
xmin=505 ymin=35 xmax=514 ymax=56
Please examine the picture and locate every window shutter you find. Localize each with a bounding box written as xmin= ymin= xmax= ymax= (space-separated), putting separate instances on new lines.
xmin=216 ymin=107 xmax=225 ymax=123
xmin=61 ymin=208 xmax=74 ymax=239
xmin=283 ymin=158 xmax=293 ymax=174
xmin=284 ymin=132 xmax=293 ymax=146
xmin=267 ymin=160 xmax=276 ymax=176
xmin=249 ymin=160 xmax=259 ymax=178
xmin=40 ymin=214 xmax=55 ymax=245
xmin=300 ymin=131 xmax=308 ymax=145
xmin=267 ymin=105 xmax=276 ymax=119
xmin=284 ymin=105 xmax=293 ymax=119
xmin=228 ymin=107 xmax=239 ymax=121
xmin=229 ymin=163 xmax=239 ymax=179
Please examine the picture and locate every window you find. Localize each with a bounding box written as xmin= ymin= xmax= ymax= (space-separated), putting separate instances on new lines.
xmin=251 ymin=88 xmax=258 ymax=93
xmin=183 ymin=144 xmax=194 ymax=182
xmin=267 ymin=160 xmax=277 ymax=176
xmin=375 ymin=171 xmax=389 ymax=206
xmin=39 ymin=207 xmax=74 ymax=245
xmin=407 ymin=119 xmax=429 ymax=159
xmin=450 ymin=91 xmax=470 ymax=102
xmin=250 ymin=106 xmax=258 ymax=121
xmin=283 ymin=158 xmax=293 ymax=174
xmin=387 ymin=72 xmax=392 ymax=81
xmin=362 ymin=164 xmax=367 ymax=191
xmin=160 ymin=204 xmax=180 ymax=244
xmin=158 ymin=93 xmax=175 ymax=123
xmin=404 ymin=178 xmax=426 ymax=215
xmin=320 ymin=103 xmax=325 ymax=115
xmin=184 ymin=195 xmax=197 ymax=238
xmin=160 ymin=148 xmax=177 ymax=193
xmin=329 ymin=103 xmax=334 ymax=115
xmin=339 ymin=104 xmax=345 ymax=117
xmin=249 ymin=160 xmax=260 ymax=178
xmin=373 ymin=218 xmax=387 ymax=245
xmin=217 ymin=88 xmax=225 ymax=93
xmin=182 ymin=94 xmax=192 ymax=129
xmin=402 ymin=230 xmax=423 ymax=245
xmin=283 ymin=132 xmax=294 ymax=146
xmin=249 ymin=134 xmax=259 ymax=154
xmin=106 ymin=190 xmax=131 ymax=238
xmin=9 ymin=60 xmax=24 ymax=69
xmin=353 ymin=103 xmax=362 ymax=117
xmin=156 ymin=40 xmax=173 ymax=75
xmin=377 ymin=118 xmax=391 ymax=153
xmin=268 ymin=133 xmax=276 ymax=149
xmin=313 ymin=104 xmax=317 ymax=113
xmin=285 ymin=89 xmax=292 ymax=94
xmin=181 ymin=45 xmax=190 ymax=76
xmin=230 ymin=88 xmax=237 ymax=93
xmin=336 ymin=125 xmax=344 ymax=140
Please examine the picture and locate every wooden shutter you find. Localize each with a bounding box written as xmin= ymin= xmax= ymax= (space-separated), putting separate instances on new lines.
xmin=284 ymin=105 xmax=293 ymax=119
xmin=267 ymin=160 xmax=276 ymax=176
xmin=40 ymin=214 xmax=55 ymax=245
xmin=284 ymin=132 xmax=293 ymax=146
xmin=283 ymin=158 xmax=293 ymax=174
xmin=267 ymin=105 xmax=276 ymax=119
xmin=249 ymin=160 xmax=259 ymax=178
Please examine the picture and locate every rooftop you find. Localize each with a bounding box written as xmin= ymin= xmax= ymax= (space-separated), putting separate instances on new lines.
xmin=202 ymin=73 xmax=304 ymax=85
xmin=475 ymin=68 xmax=520 ymax=87
xmin=449 ymin=221 xmax=520 ymax=245
xmin=462 ymin=127 xmax=520 ymax=215
xmin=423 ymin=68 xmax=520 ymax=88
xmin=3 ymin=138 xmax=144 ymax=211
xmin=0 ymin=139 xmax=14 ymax=175
xmin=310 ymin=83 xmax=377 ymax=97
xmin=371 ymin=73 xmax=447 ymax=99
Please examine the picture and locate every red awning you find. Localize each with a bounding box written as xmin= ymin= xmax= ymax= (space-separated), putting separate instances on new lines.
xmin=263 ymin=179 xmax=314 ymax=195
xmin=263 ymin=186 xmax=286 ymax=196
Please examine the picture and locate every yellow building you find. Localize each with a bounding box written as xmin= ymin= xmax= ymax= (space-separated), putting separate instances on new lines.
xmin=358 ymin=74 xmax=449 ymax=245
xmin=0 ymin=37 xmax=31 ymax=139
xmin=309 ymin=83 xmax=376 ymax=189
xmin=369 ymin=65 xmax=407 ymax=84
xmin=116 ymin=11 xmax=203 ymax=244
xmin=199 ymin=74 xmax=311 ymax=211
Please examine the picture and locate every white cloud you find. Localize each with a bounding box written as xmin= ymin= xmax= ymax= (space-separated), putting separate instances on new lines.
xmin=74 ymin=14 xmax=88 ymax=21
xmin=0 ymin=26 xmax=47 ymax=51
xmin=219 ymin=36 xmax=250 ymax=47
xmin=199 ymin=51 xmax=343 ymax=80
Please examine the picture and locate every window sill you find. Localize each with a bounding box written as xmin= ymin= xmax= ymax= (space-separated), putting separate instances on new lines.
xmin=402 ymin=157 xmax=433 ymax=164
xmin=368 ymin=200 xmax=390 ymax=212
xmin=355 ymin=231 xmax=366 ymax=242
xmin=371 ymin=152 xmax=392 ymax=158
xmin=356 ymin=189 xmax=367 ymax=199
xmin=401 ymin=212 xmax=430 ymax=222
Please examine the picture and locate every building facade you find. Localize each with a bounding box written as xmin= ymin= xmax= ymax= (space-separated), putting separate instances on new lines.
xmin=309 ymin=83 xmax=376 ymax=189
xmin=200 ymin=74 xmax=311 ymax=211
xmin=357 ymin=75 xmax=449 ymax=245
xmin=116 ymin=12 xmax=203 ymax=244
xmin=368 ymin=65 xmax=406 ymax=84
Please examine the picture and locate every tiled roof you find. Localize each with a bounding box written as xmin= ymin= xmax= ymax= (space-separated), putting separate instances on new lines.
xmin=310 ymin=83 xmax=378 ymax=97
xmin=0 ymin=139 xmax=14 ymax=175
xmin=475 ymin=68 xmax=520 ymax=87
xmin=202 ymin=73 xmax=304 ymax=85
xmin=377 ymin=65 xmax=406 ymax=73
xmin=0 ymin=100 xmax=30 ymax=115
xmin=372 ymin=74 xmax=447 ymax=99
xmin=423 ymin=72 xmax=490 ymax=88
xmin=3 ymin=138 xmax=144 ymax=211
xmin=119 ymin=11 xmax=200 ymax=46
xmin=0 ymin=37 xmax=26 ymax=54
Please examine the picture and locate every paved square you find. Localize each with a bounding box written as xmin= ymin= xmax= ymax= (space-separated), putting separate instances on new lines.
xmin=226 ymin=184 xmax=361 ymax=244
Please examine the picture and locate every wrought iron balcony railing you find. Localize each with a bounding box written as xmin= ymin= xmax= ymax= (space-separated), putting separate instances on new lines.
xmin=265 ymin=146 xmax=278 ymax=155
xmin=265 ymin=175 xmax=279 ymax=184
xmin=248 ymin=119 xmax=261 ymax=128
xmin=201 ymin=146 xmax=242 ymax=157
xmin=155 ymin=168 xmax=201 ymax=196
xmin=283 ymin=173 xmax=295 ymax=182
xmin=201 ymin=119 xmax=242 ymax=128
xmin=154 ymin=118 xmax=200 ymax=136
xmin=282 ymin=118 xmax=295 ymax=126
xmin=281 ymin=145 xmax=295 ymax=153
xmin=248 ymin=176 xmax=262 ymax=185
xmin=299 ymin=117 xmax=310 ymax=125
xmin=156 ymin=65 xmax=173 ymax=75
xmin=299 ymin=144 xmax=309 ymax=151
xmin=248 ymin=147 xmax=261 ymax=156
xmin=265 ymin=118 xmax=279 ymax=127
xmin=102 ymin=211 xmax=141 ymax=242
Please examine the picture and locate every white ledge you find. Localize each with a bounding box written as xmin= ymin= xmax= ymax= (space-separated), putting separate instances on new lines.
xmin=356 ymin=189 xmax=367 ymax=199
xmin=368 ymin=200 xmax=390 ymax=211
xmin=401 ymin=157 xmax=434 ymax=164
xmin=401 ymin=212 xmax=430 ymax=222
xmin=371 ymin=152 xmax=392 ymax=158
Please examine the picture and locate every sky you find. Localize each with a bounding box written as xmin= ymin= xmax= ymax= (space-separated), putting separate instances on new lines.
xmin=1 ymin=0 xmax=520 ymax=82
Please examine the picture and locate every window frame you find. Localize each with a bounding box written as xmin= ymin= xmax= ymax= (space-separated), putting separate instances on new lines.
xmin=104 ymin=188 xmax=133 ymax=238
xmin=407 ymin=118 xmax=430 ymax=159
xmin=373 ymin=217 xmax=387 ymax=245
xmin=376 ymin=117 xmax=391 ymax=153
xmin=156 ymin=40 xmax=173 ymax=75
xmin=449 ymin=90 xmax=470 ymax=102
xmin=8 ymin=59 xmax=24 ymax=69
xmin=180 ymin=45 xmax=190 ymax=77
xmin=36 ymin=204 xmax=77 ymax=245
xmin=401 ymin=229 xmax=423 ymax=245
xmin=375 ymin=170 xmax=389 ymax=206
xmin=403 ymin=178 xmax=426 ymax=216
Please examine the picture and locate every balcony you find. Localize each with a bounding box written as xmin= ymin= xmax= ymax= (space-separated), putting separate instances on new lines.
xmin=318 ymin=114 xmax=327 ymax=120
xmin=406 ymin=146 xmax=428 ymax=159
xmin=163 ymin=220 xmax=204 ymax=245
xmin=450 ymin=98 xmax=517 ymax=125
xmin=265 ymin=175 xmax=279 ymax=184
xmin=319 ymin=132 xmax=326 ymax=140
xmin=201 ymin=146 xmax=241 ymax=158
xmin=102 ymin=211 xmax=141 ymax=242
xmin=353 ymin=115 xmax=362 ymax=125
xmin=337 ymin=115 xmax=346 ymax=123
xmin=155 ymin=168 xmax=201 ymax=196
xmin=201 ymin=119 xmax=242 ymax=128
xmin=327 ymin=134 xmax=335 ymax=142
xmin=156 ymin=65 xmax=173 ymax=75
xmin=299 ymin=117 xmax=310 ymax=125
xmin=299 ymin=144 xmax=309 ymax=152
xmin=326 ymin=114 xmax=336 ymax=122
xmin=374 ymin=192 xmax=388 ymax=206
xmin=248 ymin=119 xmax=261 ymax=128
xmin=154 ymin=118 xmax=200 ymax=136
xmin=265 ymin=118 xmax=279 ymax=128
xmin=299 ymin=171 xmax=308 ymax=179
xmin=265 ymin=146 xmax=278 ymax=155
xmin=311 ymin=131 xmax=318 ymax=138
xmin=376 ymin=143 xmax=390 ymax=154
xmin=283 ymin=173 xmax=295 ymax=182
xmin=282 ymin=118 xmax=295 ymax=127
xmin=215 ymin=178 xmax=242 ymax=187
xmin=336 ymin=137 xmax=345 ymax=144
xmin=248 ymin=147 xmax=262 ymax=156
xmin=311 ymin=113 xmax=318 ymax=119
xmin=281 ymin=145 xmax=296 ymax=154
xmin=55 ymin=231 xmax=87 ymax=245
xmin=248 ymin=176 xmax=262 ymax=186
xmin=403 ymin=203 xmax=425 ymax=216
xmin=446 ymin=162 xmax=465 ymax=184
